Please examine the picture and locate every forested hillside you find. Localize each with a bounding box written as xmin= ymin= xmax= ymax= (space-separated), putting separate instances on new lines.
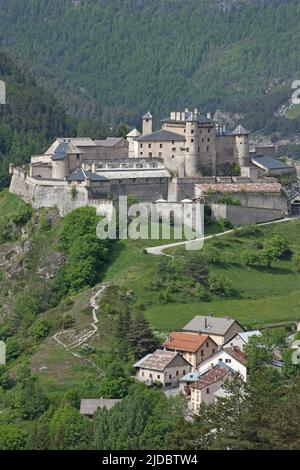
xmin=1 ymin=0 xmax=300 ymax=134
xmin=0 ymin=50 xmax=75 ymax=188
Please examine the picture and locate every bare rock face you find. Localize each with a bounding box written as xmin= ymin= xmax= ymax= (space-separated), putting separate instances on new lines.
xmin=37 ymin=251 xmax=66 ymax=280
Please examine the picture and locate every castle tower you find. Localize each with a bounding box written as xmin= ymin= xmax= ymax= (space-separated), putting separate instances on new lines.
xmin=126 ymin=128 xmax=141 ymax=158
xmin=233 ymin=124 xmax=250 ymax=168
xmin=185 ymin=113 xmax=199 ymax=176
xmin=142 ymin=111 xmax=153 ymax=136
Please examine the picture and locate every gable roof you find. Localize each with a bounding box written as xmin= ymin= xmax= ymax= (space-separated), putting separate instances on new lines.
xmin=94 ymin=137 xmax=124 ymax=147
xmin=51 ymin=141 xmax=70 ymax=161
xmin=136 ymin=129 xmax=184 ymax=142
xmin=223 ymin=346 xmax=247 ymax=365
xmin=251 ymin=155 xmax=293 ymax=170
xmin=233 ymin=124 xmax=249 ymax=135
xmin=163 ymin=332 xmax=215 ymax=353
xmin=80 ymin=399 xmax=121 ymax=415
xmin=143 ymin=111 xmax=153 ymax=119
xmin=191 ymin=365 xmax=231 ymax=390
xmin=237 ymin=330 xmax=261 ymax=343
xmin=126 ymin=128 xmax=141 ymax=138
xmin=67 ymin=169 xmax=109 ymax=182
xmin=133 ymin=349 xmax=189 ymax=371
xmin=183 ymin=315 xmax=244 ymax=336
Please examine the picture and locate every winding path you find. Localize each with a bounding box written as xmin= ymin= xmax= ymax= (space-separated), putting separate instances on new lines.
xmin=145 ymin=217 xmax=295 ymax=256
xmin=52 ymin=285 xmax=107 ymax=374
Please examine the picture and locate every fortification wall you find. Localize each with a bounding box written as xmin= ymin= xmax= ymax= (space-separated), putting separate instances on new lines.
xmin=9 ymin=171 xmax=112 ymax=217
xmin=211 ymin=204 xmax=285 ymax=226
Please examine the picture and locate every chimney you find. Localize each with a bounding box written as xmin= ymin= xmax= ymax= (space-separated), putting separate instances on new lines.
xmin=205 ymin=318 xmax=208 ymax=329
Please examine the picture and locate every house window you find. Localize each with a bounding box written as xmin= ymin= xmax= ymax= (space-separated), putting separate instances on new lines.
xmin=191 ymin=139 xmax=194 ymax=143
xmin=225 ymin=359 xmax=231 ymax=363
xmin=148 ymin=152 xmax=152 ymax=158
xmin=142 ymin=372 xmax=144 ymax=377
xmin=208 ymin=138 xmax=210 ymax=142
xmin=148 ymin=143 xmax=151 ymax=148
xmin=186 ymin=148 xmax=189 ymax=152
xmin=160 ymin=143 xmax=163 ymax=148
xmin=140 ymin=143 xmax=143 ymax=148
xmin=206 ymin=342 xmax=209 ymax=347
xmin=140 ymin=152 xmax=143 ymax=156
xmin=202 ymin=138 xmax=204 ymax=143
xmin=159 ymin=152 xmax=162 ymax=158
xmin=157 ymin=374 xmax=160 ymax=380
xmin=172 ymin=147 xmax=176 ymax=151
xmin=76 ymin=154 xmax=80 ymax=160
xmin=169 ymin=374 xmax=172 ymax=380
xmin=219 ymin=358 xmax=223 ymax=362
xmin=207 ymin=146 xmax=209 ymax=151
xmin=176 ymin=371 xmax=179 ymax=376
xmin=208 ymin=128 xmax=211 ymax=133
xmin=198 ymin=147 xmax=200 ymax=152
xmin=212 ymin=348 xmax=215 ymax=354
xmin=172 ymin=140 xmax=175 ymax=144
xmin=191 ymin=129 xmax=194 ymax=134
xmin=149 ymin=373 xmax=152 ymax=378
xmin=201 ymin=350 xmax=204 ymax=357
xmin=206 ymin=388 xmax=210 ymax=394
xmin=183 ymin=370 xmax=186 ymax=375
xmin=172 ymin=155 xmax=175 ymax=159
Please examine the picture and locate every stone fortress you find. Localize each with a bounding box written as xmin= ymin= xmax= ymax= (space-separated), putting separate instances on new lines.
xmin=9 ymin=108 xmax=300 ymax=223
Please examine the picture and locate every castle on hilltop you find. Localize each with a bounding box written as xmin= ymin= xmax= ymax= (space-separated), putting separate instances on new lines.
xmin=9 ymin=107 xmax=298 ymax=223
xmin=127 ymin=109 xmax=250 ymax=177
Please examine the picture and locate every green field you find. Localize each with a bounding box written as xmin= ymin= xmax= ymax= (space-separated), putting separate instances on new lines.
xmin=103 ymin=219 xmax=300 ymax=332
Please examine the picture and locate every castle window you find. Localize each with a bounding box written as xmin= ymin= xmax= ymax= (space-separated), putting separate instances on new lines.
xmin=198 ymin=147 xmax=200 ymax=152
xmin=208 ymin=138 xmax=210 ymax=142
xmin=172 ymin=155 xmax=175 ymax=159
xmin=159 ymin=152 xmax=162 ymax=158
xmin=208 ymin=128 xmax=211 ymax=133
xmin=202 ymin=138 xmax=204 ymax=143
xmin=148 ymin=143 xmax=151 ymax=148
xmin=172 ymin=140 xmax=175 ymax=144
xmin=76 ymin=154 xmax=80 ymax=160
xmin=207 ymin=146 xmax=209 ymax=151
xmin=186 ymin=148 xmax=189 ymax=152
xmin=148 ymin=152 xmax=152 ymax=158
xmin=140 ymin=152 xmax=143 ymax=156
xmin=191 ymin=139 xmax=194 ymax=143
xmin=160 ymin=143 xmax=163 ymax=148
xmin=140 ymin=143 xmax=143 ymax=148
xmin=191 ymin=130 xmax=194 ymax=134
xmin=206 ymin=388 xmax=210 ymax=394
xmin=172 ymin=147 xmax=176 ymax=151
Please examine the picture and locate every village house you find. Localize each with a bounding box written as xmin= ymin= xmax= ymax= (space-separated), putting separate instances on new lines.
xmin=225 ymin=330 xmax=261 ymax=351
xmin=182 ymin=315 xmax=245 ymax=346
xmin=163 ymin=332 xmax=218 ymax=370
xmin=133 ymin=349 xmax=191 ymax=388
xmin=190 ymin=364 xmax=233 ymax=412
xmin=197 ymin=346 xmax=247 ymax=381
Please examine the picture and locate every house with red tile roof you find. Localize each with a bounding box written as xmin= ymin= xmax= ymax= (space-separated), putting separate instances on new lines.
xmin=163 ymin=332 xmax=218 ymax=370
xmin=190 ymin=364 xmax=233 ymax=411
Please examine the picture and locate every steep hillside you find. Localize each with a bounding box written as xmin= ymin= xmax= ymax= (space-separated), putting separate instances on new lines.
xmin=0 ymin=0 xmax=300 ymax=134
xmin=0 ymin=50 xmax=75 ymax=187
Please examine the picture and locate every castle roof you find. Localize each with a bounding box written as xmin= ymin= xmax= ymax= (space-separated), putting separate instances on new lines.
xmin=126 ymin=128 xmax=141 ymax=138
xmin=233 ymin=124 xmax=249 ymax=135
xmin=251 ymin=155 xmax=293 ymax=171
xmin=186 ymin=113 xmax=197 ymax=122
xmin=94 ymin=137 xmax=124 ymax=147
xmin=136 ymin=129 xmax=184 ymax=142
xmin=161 ymin=112 xmax=215 ymax=125
xmin=67 ymin=169 xmax=109 ymax=182
xmin=143 ymin=111 xmax=153 ymax=119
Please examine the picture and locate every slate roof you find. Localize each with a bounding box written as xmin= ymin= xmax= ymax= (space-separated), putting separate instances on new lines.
xmin=191 ymin=365 xmax=230 ymax=390
xmin=133 ymin=349 xmax=186 ymax=371
xmin=161 ymin=112 xmax=215 ymax=125
xmin=237 ymin=330 xmax=261 ymax=343
xmin=67 ymin=169 xmax=109 ymax=182
xmin=233 ymin=124 xmax=249 ymax=135
xmin=51 ymin=141 xmax=70 ymax=161
xmin=183 ymin=315 xmax=243 ymax=336
xmin=94 ymin=137 xmax=124 ymax=147
xmin=251 ymin=155 xmax=293 ymax=170
xmin=80 ymin=399 xmax=121 ymax=415
xmin=196 ymin=182 xmax=283 ymax=193
xmin=163 ymin=332 xmax=213 ymax=353
xmin=143 ymin=111 xmax=153 ymax=119
xmin=180 ymin=371 xmax=200 ymax=383
xmin=136 ymin=129 xmax=184 ymax=142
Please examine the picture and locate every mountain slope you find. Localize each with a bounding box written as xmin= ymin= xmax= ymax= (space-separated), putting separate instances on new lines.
xmin=0 ymin=0 xmax=300 ymax=133
xmin=0 ymin=50 xmax=75 ymax=187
